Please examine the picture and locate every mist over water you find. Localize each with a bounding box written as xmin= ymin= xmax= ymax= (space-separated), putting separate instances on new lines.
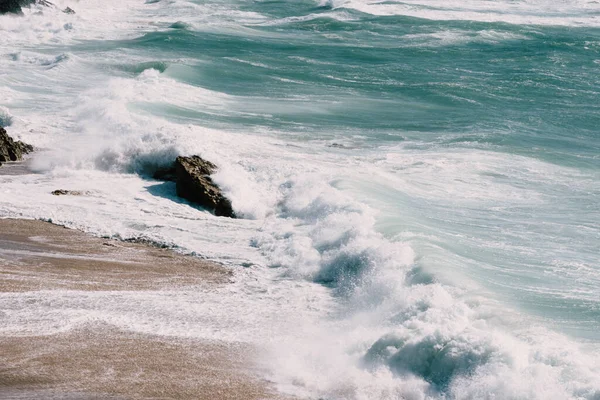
xmin=1 ymin=0 xmax=600 ymax=398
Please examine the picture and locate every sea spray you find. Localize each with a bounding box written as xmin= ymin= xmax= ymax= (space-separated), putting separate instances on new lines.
xmin=1 ymin=0 xmax=599 ymax=398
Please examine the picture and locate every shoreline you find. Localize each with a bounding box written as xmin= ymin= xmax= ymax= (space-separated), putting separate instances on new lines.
xmin=0 ymin=218 xmax=288 ymax=399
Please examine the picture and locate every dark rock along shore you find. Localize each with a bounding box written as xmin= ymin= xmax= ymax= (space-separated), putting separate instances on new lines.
xmin=154 ymin=155 xmax=236 ymax=218
xmin=0 ymin=126 xmax=33 ymax=163
xmin=0 ymin=0 xmax=37 ymax=14
xmin=1 ymin=122 xmax=232 ymax=217
xmin=175 ymin=156 xmax=235 ymax=218
xmin=0 ymin=0 xmax=55 ymax=14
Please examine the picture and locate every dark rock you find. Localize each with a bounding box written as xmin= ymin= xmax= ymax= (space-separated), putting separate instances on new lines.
xmin=62 ymin=6 xmax=74 ymax=14
xmin=0 ymin=0 xmax=28 ymax=14
xmin=51 ymin=189 xmax=86 ymax=196
xmin=174 ymin=155 xmax=235 ymax=218
xmin=0 ymin=0 xmax=51 ymax=14
xmin=151 ymin=155 xmax=236 ymax=218
xmin=0 ymin=126 xmax=33 ymax=162
xmin=17 ymin=140 xmax=33 ymax=154
xmin=122 ymin=237 xmax=171 ymax=249
xmin=152 ymin=165 xmax=177 ymax=182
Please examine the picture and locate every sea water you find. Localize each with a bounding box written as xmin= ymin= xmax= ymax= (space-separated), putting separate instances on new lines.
xmin=1 ymin=0 xmax=599 ymax=398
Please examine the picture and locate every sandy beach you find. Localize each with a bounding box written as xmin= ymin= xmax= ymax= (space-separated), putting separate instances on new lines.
xmin=0 ymin=218 xmax=286 ymax=399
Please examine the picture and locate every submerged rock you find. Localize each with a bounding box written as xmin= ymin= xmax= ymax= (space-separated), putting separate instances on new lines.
xmin=0 ymin=127 xmax=33 ymax=162
xmin=174 ymin=156 xmax=235 ymax=218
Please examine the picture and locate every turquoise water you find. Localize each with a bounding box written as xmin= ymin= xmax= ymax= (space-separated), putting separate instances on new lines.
xmin=115 ymin=1 xmax=600 ymax=335
xmin=1 ymin=0 xmax=600 ymax=398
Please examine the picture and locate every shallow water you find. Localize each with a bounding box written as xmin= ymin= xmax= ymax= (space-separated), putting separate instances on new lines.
xmin=1 ymin=1 xmax=600 ymax=399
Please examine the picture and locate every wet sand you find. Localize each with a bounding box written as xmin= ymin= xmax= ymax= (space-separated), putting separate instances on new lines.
xmin=0 ymin=218 xmax=228 ymax=292
xmin=0 ymin=218 xmax=286 ymax=400
xmin=0 ymin=160 xmax=34 ymax=176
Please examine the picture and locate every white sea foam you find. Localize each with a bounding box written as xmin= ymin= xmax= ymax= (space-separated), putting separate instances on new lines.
xmin=323 ymin=0 xmax=600 ymax=27
xmin=399 ymin=29 xmax=532 ymax=48
xmin=3 ymin=131 xmax=600 ymax=398
xmin=1 ymin=0 xmax=600 ymax=399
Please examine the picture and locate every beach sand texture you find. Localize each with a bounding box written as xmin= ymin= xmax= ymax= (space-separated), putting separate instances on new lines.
xmin=0 ymin=218 xmax=286 ymax=399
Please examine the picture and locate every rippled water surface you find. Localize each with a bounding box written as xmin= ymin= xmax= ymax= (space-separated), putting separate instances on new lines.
xmin=1 ymin=1 xmax=600 ymax=398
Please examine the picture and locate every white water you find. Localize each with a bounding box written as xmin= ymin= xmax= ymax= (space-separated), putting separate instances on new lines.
xmin=1 ymin=1 xmax=600 ymax=399
xmin=323 ymin=0 xmax=600 ymax=27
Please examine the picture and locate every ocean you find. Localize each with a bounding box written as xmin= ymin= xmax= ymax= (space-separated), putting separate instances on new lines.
xmin=1 ymin=0 xmax=599 ymax=398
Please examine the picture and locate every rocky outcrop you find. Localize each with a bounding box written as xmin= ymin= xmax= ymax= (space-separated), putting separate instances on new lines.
xmin=0 ymin=0 xmax=28 ymax=14
xmin=0 ymin=0 xmax=53 ymax=14
xmin=153 ymin=155 xmax=235 ymax=218
xmin=175 ymin=156 xmax=235 ymax=218
xmin=0 ymin=126 xmax=33 ymax=163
